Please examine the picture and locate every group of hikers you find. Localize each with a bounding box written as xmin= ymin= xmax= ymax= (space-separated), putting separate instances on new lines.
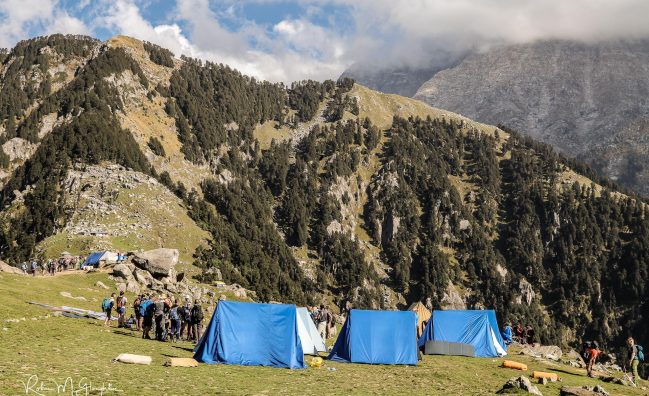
xmin=22 ymin=256 xmax=84 ymax=276
xmin=102 ymin=291 xmax=205 ymax=343
xmin=500 ymin=322 xmax=536 ymax=345
xmin=309 ymin=304 xmax=336 ymax=340
xmin=579 ymin=337 xmax=644 ymax=384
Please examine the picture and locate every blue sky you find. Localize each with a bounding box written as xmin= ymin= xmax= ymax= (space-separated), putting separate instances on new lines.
xmin=2 ymin=0 xmax=649 ymax=82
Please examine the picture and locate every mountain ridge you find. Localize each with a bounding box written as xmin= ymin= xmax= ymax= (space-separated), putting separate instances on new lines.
xmin=0 ymin=34 xmax=648 ymax=348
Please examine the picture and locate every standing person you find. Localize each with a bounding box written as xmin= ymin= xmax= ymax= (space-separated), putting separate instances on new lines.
xmin=316 ymin=304 xmax=328 ymax=340
xmin=627 ymin=337 xmax=644 ymax=384
xmin=102 ymin=293 xmax=116 ymax=327
xmin=115 ymin=291 xmax=128 ymax=328
xmin=140 ymin=295 xmax=154 ymax=339
xmin=30 ymin=260 xmax=37 ymax=277
xmin=21 ymin=262 xmax=27 ymax=274
xmin=190 ymin=300 xmax=204 ymax=343
xmin=169 ymin=299 xmax=181 ymax=343
xmin=154 ymin=295 xmax=166 ymax=341
xmin=583 ymin=341 xmax=601 ymax=378
xmin=515 ymin=323 xmax=525 ymax=343
xmin=181 ymin=299 xmax=192 ymax=341
xmin=501 ymin=323 xmax=513 ymax=345
xmin=133 ymin=295 xmax=142 ymax=331
xmin=525 ymin=325 xmax=535 ymax=345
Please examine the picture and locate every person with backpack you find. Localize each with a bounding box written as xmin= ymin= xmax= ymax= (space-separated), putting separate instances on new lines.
xmin=180 ymin=299 xmax=192 ymax=340
xmin=190 ymin=300 xmax=204 ymax=343
xmin=627 ymin=336 xmax=644 ymax=384
xmin=315 ymin=304 xmax=328 ymax=340
xmin=140 ymin=295 xmax=154 ymax=339
xmin=133 ymin=295 xmax=142 ymax=331
xmin=102 ymin=293 xmax=115 ymax=327
xmin=115 ymin=291 xmax=128 ymax=328
xmin=169 ymin=299 xmax=182 ymax=343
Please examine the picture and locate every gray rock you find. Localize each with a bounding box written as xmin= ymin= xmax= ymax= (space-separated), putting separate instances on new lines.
xmin=95 ymin=281 xmax=109 ymax=290
xmin=560 ymin=385 xmax=609 ymax=396
xmin=112 ymin=263 xmax=133 ymax=279
xmin=497 ymin=376 xmax=543 ymax=395
xmin=126 ymin=281 xmax=140 ymax=294
xmin=134 ymin=268 xmax=154 ymax=287
xmin=0 ymin=261 xmax=25 ymax=274
xmin=133 ymin=248 xmax=179 ymax=277
xmin=520 ymin=345 xmax=562 ymax=361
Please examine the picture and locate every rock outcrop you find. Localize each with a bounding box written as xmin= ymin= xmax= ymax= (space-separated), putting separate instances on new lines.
xmin=132 ymin=248 xmax=179 ymax=278
xmin=497 ymin=376 xmax=543 ymax=395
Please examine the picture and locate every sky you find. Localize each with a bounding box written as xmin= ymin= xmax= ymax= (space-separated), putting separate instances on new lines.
xmin=1 ymin=0 xmax=649 ymax=83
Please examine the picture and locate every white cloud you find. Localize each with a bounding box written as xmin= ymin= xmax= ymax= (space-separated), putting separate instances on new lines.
xmin=3 ymin=0 xmax=649 ymax=81
xmin=0 ymin=0 xmax=88 ymax=48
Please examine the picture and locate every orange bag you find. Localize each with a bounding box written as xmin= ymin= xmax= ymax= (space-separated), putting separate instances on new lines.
xmin=502 ymin=360 xmax=528 ymax=371
xmin=532 ymin=371 xmax=559 ymax=381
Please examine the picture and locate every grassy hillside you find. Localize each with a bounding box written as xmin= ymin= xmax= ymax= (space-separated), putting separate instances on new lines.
xmin=0 ymin=271 xmax=643 ymax=395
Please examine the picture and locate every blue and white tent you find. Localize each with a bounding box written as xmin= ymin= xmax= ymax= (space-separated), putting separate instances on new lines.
xmin=418 ymin=310 xmax=507 ymax=357
xmin=81 ymin=251 xmax=118 ymax=268
xmin=194 ymin=301 xmax=306 ymax=369
xmin=328 ymin=309 xmax=418 ymax=365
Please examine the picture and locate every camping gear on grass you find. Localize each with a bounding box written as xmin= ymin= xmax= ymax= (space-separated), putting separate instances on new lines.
xmin=502 ymin=360 xmax=528 ymax=370
xmin=309 ymin=357 xmax=324 ymax=368
xmin=113 ymin=354 xmax=152 ymax=365
xmin=418 ymin=310 xmax=507 ymax=357
xmin=408 ymin=302 xmax=432 ymax=338
xmin=532 ymin=371 xmax=559 ymax=381
xmin=164 ymin=358 xmax=199 ymax=367
xmin=296 ymin=307 xmax=326 ymax=355
xmin=328 ymin=309 xmax=418 ymax=365
xmin=424 ymin=340 xmax=475 ymax=357
xmin=194 ymin=301 xmax=306 ymax=369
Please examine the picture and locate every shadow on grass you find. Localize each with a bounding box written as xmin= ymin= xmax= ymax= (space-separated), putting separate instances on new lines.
xmin=547 ymin=367 xmax=585 ymax=378
xmin=173 ymin=345 xmax=196 ymax=353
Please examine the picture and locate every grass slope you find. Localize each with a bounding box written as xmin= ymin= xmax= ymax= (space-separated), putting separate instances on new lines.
xmin=0 ymin=272 xmax=644 ymax=395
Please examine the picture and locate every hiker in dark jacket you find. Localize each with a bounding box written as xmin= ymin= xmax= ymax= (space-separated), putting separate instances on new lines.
xmin=190 ymin=300 xmax=204 ymax=343
xmin=133 ymin=295 xmax=142 ymax=331
xmin=154 ymin=295 xmax=167 ymax=341
xmin=169 ymin=299 xmax=182 ymax=343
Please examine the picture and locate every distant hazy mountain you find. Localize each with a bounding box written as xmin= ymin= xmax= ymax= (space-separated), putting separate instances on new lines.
xmin=346 ymin=40 xmax=649 ymax=196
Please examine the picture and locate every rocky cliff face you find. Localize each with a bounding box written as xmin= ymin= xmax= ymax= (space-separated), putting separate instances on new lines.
xmin=413 ymin=40 xmax=649 ymax=196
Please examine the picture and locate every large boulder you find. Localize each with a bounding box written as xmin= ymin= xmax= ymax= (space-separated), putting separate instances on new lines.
xmin=112 ymin=263 xmax=134 ymax=280
xmin=0 ymin=261 xmax=24 ymax=275
xmin=134 ymin=268 xmax=154 ymax=287
xmin=132 ymin=248 xmax=178 ymax=277
xmin=497 ymin=376 xmax=543 ymax=395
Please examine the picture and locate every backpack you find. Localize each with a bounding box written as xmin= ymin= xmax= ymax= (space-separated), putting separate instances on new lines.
xmin=182 ymin=306 xmax=192 ymax=322
xmin=170 ymin=306 xmax=179 ymax=321
xmin=102 ymin=298 xmax=112 ymax=312
xmin=191 ymin=305 xmax=203 ymax=323
xmin=116 ymin=296 xmax=125 ymax=308
xmin=637 ymin=345 xmax=645 ymax=362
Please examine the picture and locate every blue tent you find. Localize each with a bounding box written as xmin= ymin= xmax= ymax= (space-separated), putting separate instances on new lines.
xmin=82 ymin=252 xmax=106 ymax=268
xmin=194 ymin=301 xmax=306 ymax=369
xmin=418 ymin=310 xmax=507 ymax=357
xmin=328 ymin=309 xmax=418 ymax=365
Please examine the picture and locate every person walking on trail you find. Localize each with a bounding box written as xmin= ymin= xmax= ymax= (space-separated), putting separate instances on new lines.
xmin=154 ymin=295 xmax=167 ymax=341
xmin=102 ymin=293 xmax=116 ymax=327
xmin=30 ymin=261 xmax=37 ymax=276
xmin=133 ymin=295 xmax=142 ymax=331
xmin=21 ymin=262 xmax=27 ymax=274
xmin=169 ymin=299 xmax=182 ymax=343
xmin=315 ymin=304 xmax=329 ymax=340
xmin=116 ymin=291 xmax=128 ymax=328
xmin=191 ymin=300 xmax=204 ymax=343
xmin=627 ymin=337 xmax=644 ymax=384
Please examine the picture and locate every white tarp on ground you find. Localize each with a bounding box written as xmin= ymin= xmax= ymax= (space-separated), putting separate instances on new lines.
xmin=296 ymin=307 xmax=326 ymax=355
